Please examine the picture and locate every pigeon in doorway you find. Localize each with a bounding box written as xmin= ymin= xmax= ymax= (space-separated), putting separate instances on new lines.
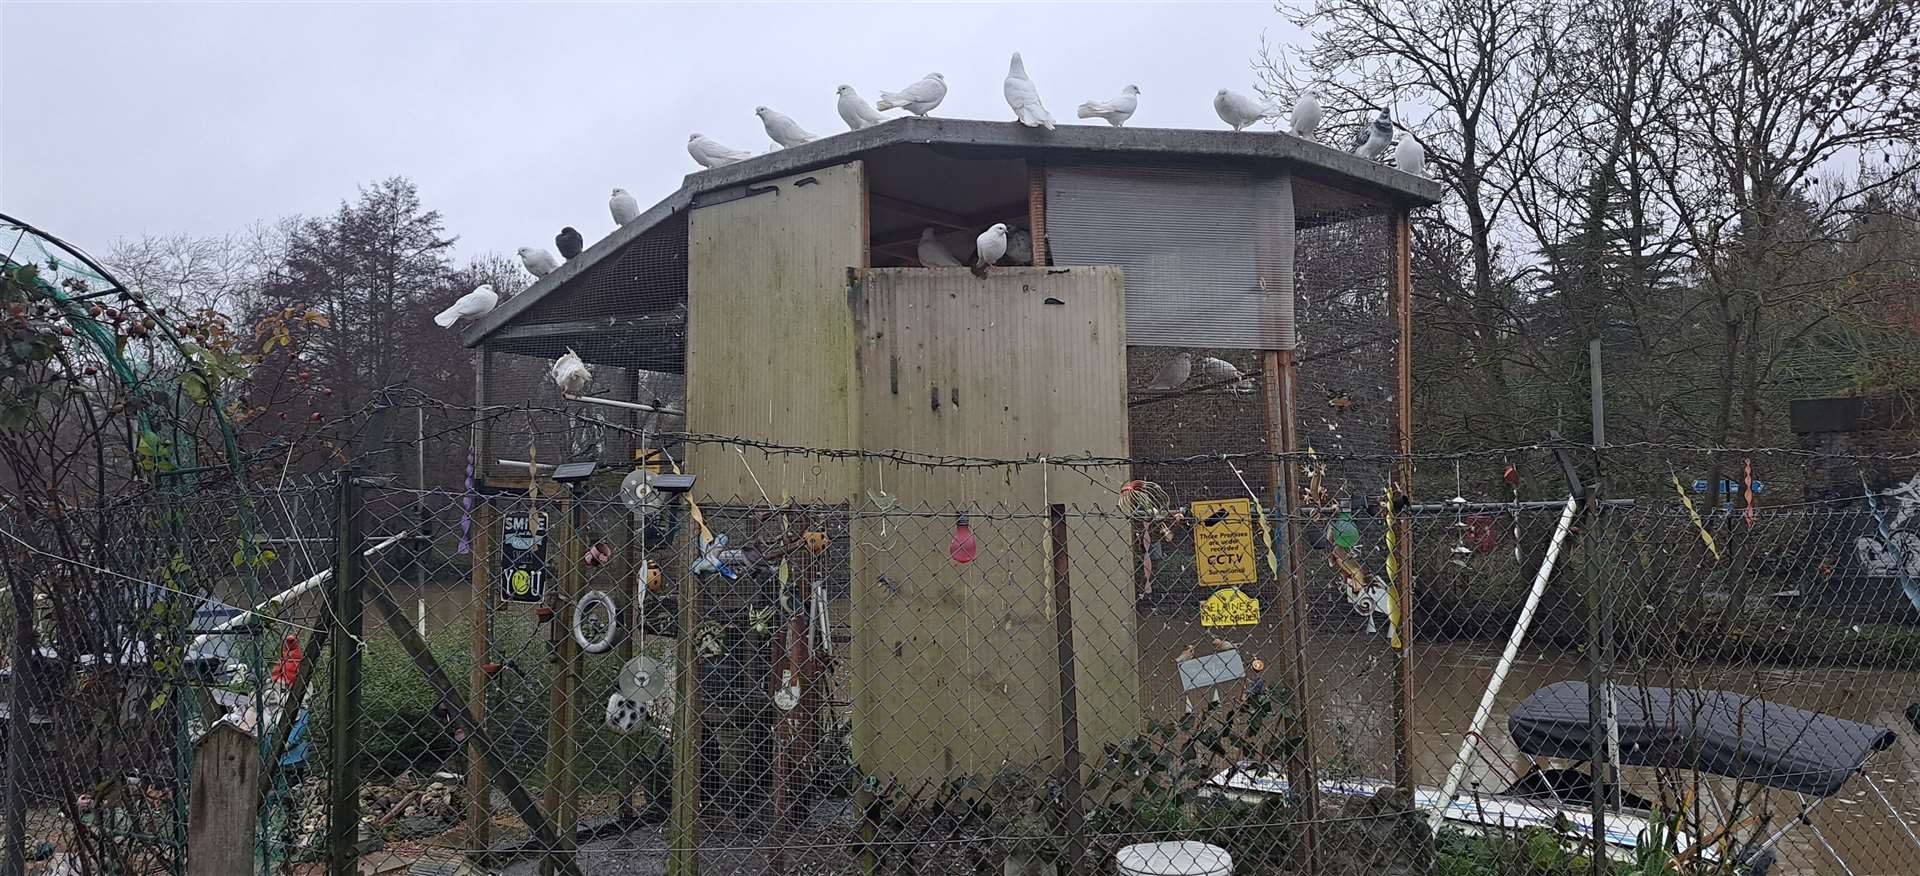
xmin=556 ymin=227 xmax=583 ymax=260
xmin=916 ymin=228 xmax=963 ymax=268
xmin=972 ymin=223 xmax=1009 ymax=277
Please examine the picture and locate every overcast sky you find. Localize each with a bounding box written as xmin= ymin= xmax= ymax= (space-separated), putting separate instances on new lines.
xmin=3 ymin=1 xmax=1297 ymax=266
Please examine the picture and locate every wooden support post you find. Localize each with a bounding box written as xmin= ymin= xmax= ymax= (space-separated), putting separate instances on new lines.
xmin=187 ymin=723 xmax=264 ymax=876
xmin=1050 ymin=506 xmax=1089 ymax=876
xmin=362 ymin=566 xmax=577 ymax=875
xmin=327 ymin=469 xmax=365 ymax=876
xmin=1266 ymin=348 xmax=1320 ymax=873
xmin=669 ymin=525 xmax=701 ymax=876
xmin=543 ymin=493 xmax=582 ymax=876
xmin=467 ymin=499 xmax=496 ymax=857
xmin=1388 ymin=209 xmax=1416 ymax=792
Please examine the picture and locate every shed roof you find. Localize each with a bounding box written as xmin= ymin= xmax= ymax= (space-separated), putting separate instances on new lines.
xmin=463 ymin=116 xmax=1444 ymax=348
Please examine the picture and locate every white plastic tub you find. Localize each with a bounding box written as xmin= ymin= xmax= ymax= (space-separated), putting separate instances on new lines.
xmin=1114 ymin=841 xmax=1233 ymax=876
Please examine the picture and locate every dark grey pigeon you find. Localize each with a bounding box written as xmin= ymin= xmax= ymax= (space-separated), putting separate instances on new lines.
xmin=556 ymin=227 xmax=584 ymax=260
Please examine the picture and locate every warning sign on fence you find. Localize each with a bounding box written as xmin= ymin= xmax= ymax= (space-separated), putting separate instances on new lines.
xmin=1190 ymin=498 xmax=1256 ymax=587
xmin=1200 ymin=587 xmax=1260 ymax=627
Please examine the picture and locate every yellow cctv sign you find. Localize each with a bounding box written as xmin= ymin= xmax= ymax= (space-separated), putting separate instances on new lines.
xmin=1191 ymin=498 xmax=1257 ymax=587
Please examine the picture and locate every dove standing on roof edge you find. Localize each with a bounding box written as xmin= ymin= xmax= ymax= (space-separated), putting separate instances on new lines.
xmin=1353 ymin=109 xmax=1393 ymax=159
xmin=837 ymin=85 xmax=886 ymax=130
xmin=610 ymin=188 xmax=640 ymax=225
xmin=434 ymin=284 xmax=497 ymax=328
xmin=875 ymin=73 xmax=947 ymax=116
xmin=1290 ymin=91 xmax=1322 ymax=138
xmin=519 ymin=247 xmax=560 ymax=278
xmin=1004 ymin=53 xmax=1056 ymax=130
xmin=756 ymin=107 xmax=817 ymax=148
xmin=1077 ymin=85 xmax=1140 ymax=127
xmin=687 ymin=133 xmax=754 ymax=168
xmin=1214 ymin=89 xmax=1270 ymax=131
xmin=555 ymin=227 xmax=583 ymax=260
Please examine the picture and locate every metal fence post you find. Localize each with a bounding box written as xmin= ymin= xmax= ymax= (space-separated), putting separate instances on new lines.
xmin=327 ymin=468 xmax=365 ymax=876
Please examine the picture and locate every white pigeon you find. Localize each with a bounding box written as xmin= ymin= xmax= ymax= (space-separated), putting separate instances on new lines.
xmin=916 ymin=228 xmax=963 ymax=267
xmin=1195 ymin=356 xmax=1256 ymax=394
xmin=434 ymin=284 xmax=497 ymax=328
xmin=1005 ymin=228 xmax=1034 ymax=266
xmin=837 ymin=85 xmax=886 ymax=130
xmin=875 ymin=72 xmax=947 ymax=116
xmin=756 ymin=107 xmax=817 ymax=148
xmin=973 ymin=223 xmax=1009 ymax=275
xmin=1353 ymin=110 xmax=1393 ymax=159
xmin=610 ymin=188 xmax=640 ymax=226
xmin=1003 ymin=53 xmax=1055 ymax=130
xmin=1146 ymin=352 xmax=1193 ymax=391
xmin=550 ymin=349 xmax=592 ymax=396
xmin=518 ymin=247 xmax=560 ymax=278
xmin=1214 ymin=89 xmax=1271 ymax=131
xmin=1076 ymin=85 xmax=1140 ymax=127
xmin=1290 ymin=91 xmax=1323 ymax=139
xmin=688 ymin=133 xmax=753 ymax=168
xmin=1394 ymin=135 xmax=1427 ymax=176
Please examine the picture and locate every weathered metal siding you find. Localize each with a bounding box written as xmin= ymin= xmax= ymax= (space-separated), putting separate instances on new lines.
xmin=685 ymin=162 xmax=867 ymax=504
xmin=1046 ymin=163 xmax=1296 ymax=349
xmin=849 ymin=266 xmax=1141 ymax=787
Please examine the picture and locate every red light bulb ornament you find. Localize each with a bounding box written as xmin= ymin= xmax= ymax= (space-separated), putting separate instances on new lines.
xmin=949 ymin=514 xmax=978 ymax=565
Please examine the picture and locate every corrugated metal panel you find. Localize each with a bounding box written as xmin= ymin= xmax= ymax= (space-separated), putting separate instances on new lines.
xmin=1046 ymin=163 xmax=1295 ymax=349
xmin=849 ymin=266 xmax=1140 ymax=787
xmin=685 ymin=161 xmax=867 ymax=504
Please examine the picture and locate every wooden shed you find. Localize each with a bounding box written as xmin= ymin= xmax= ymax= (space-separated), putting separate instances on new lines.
xmin=460 ymin=117 xmax=1441 ymax=790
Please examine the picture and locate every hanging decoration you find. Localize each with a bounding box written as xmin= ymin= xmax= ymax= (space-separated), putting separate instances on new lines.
xmin=1672 ymin=474 xmax=1722 ymax=561
xmin=949 ymin=514 xmax=978 ymax=564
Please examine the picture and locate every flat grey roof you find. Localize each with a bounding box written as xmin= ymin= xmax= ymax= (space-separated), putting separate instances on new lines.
xmin=464 ymin=116 xmax=1443 ymax=347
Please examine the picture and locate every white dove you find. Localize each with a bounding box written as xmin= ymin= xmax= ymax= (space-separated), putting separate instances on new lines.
xmin=1077 ymin=85 xmax=1140 ymax=127
xmin=837 ymin=85 xmax=886 ymax=130
xmin=688 ymin=133 xmax=753 ymax=168
xmin=1004 ymin=53 xmax=1055 ymax=130
xmin=434 ymin=284 xmax=497 ymax=328
xmin=1353 ymin=110 xmax=1393 ymax=159
xmin=756 ymin=107 xmax=816 ymax=148
xmin=1147 ymin=352 xmax=1193 ymax=391
xmin=610 ymin=188 xmax=640 ymax=226
xmin=1290 ymin=91 xmax=1322 ymax=139
xmin=1214 ymin=89 xmax=1272 ymax=131
xmin=1195 ymin=356 xmax=1255 ymax=394
xmin=875 ymin=72 xmax=947 ymax=116
xmin=1394 ymin=135 xmax=1427 ymax=176
xmin=916 ymin=228 xmax=963 ymax=267
xmin=518 ymin=247 xmax=560 ymax=278
xmin=972 ymin=223 xmax=1009 ymax=276
xmin=550 ymin=349 xmax=592 ymax=396
xmin=1005 ymin=228 xmax=1034 ymax=265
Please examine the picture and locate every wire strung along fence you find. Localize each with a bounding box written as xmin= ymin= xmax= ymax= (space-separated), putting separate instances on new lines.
xmin=7 ymin=441 xmax=1920 ymax=876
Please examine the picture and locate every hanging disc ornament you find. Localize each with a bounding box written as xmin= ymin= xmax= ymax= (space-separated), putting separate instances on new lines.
xmin=619 ymin=654 xmax=672 ymax=704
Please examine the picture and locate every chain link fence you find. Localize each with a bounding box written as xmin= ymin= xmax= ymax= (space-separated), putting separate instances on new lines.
xmin=6 ymin=447 xmax=1920 ymax=875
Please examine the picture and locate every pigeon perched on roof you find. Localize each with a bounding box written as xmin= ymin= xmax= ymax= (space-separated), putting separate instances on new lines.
xmin=1005 ymin=228 xmax=1033 ymax=265
xmin=756 ymin=107 xmax=817 ymax=148
xmin=550 ymin=349 xmax=592 ymax=396
xmin=916 ymin=228 xmax=963 ymax=268
xmin=1147 ymin=352 xmax=1193 ymax=391
xmin=1214 ymin=89 xmax=1271 ymax=131
xmin=610 ymin=188 xmax=640 ymax=225
xmin=1004 ymin=53 xmax=1055 ymax=130
xmin=836 ymin=85 xmax=886 ymax=130
xmin=1353 ymin=110 xmax=1393 ymax=159
xmin=556 ymin=227 xmax=583 ymax=260
xmin=1394 ymin=135 xmax=1427 ymax=176
xmin=688 ymin=133 xmax=753 ymax=168
xmin=518 ymin=247 xmax=560 ymax=278
xmin=875 ymin=73 xmax=947 ymax=116
xmin=1077 ymin=85 xmax=1140 ymax=127
xmin=972 ymin=223 xmax=1008 ymax=277
xmin=434 ymin=284 xmax=497 ymax=328
xmin=1290 ymin=91 xmax=1322 ymax=138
